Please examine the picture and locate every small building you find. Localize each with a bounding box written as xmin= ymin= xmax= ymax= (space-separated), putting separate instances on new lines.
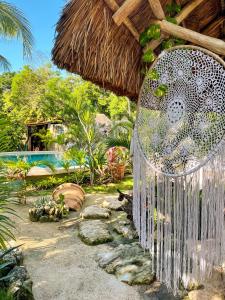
xmin=27 ymin=121 xmax=67 ymax=151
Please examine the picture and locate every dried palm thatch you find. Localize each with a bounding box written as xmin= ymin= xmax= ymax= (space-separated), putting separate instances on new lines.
xmin=52 ymin=0 xmax=225 ymax=100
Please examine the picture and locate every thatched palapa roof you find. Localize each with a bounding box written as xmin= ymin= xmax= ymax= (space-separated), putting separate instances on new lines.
xmin=52 ymin=0 xmax=225 ymax=100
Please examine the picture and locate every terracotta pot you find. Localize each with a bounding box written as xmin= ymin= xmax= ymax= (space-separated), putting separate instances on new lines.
xmin=52 ymin=183 xmax=85 ymax=211
xmin=109 ymin=163 xmax=126 ymax=181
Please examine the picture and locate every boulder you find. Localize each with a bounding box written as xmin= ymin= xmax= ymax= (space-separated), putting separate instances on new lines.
xmin=80 ymin=206 xmax=111 ymax=219
xmin=8 ymin=279 xmax=34 ymax=300
xmin=5 ymin=266 xmax=29 ymax=285
xmin=97 ymin=242 xmax=155 ymax=285
xmin=102 ymin=198 xmax=127 ymax=211
xmin=0 ymin=247 xmax=23 ymax=266
xmin=79 ymin=220 xmax=113 ymax=245
xmin=112 ymin=221 xmax=138 ymax=240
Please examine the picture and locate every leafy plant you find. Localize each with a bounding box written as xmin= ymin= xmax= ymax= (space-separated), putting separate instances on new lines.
xmin=165 ymin=2 xmax=181 ymax=15
xmin=0 ymin=1 xmax=34 ymax=70
xmin=33 ymin=129 xmax=55 ymax=150
xmin=60 ymin=160 xmax=72 ymax=174
xmin=142 ymin=49 xmax=156 ymax=63
xmin=0 ymin=288 xmax=13 ymax=300
xmin=165 ymin=16 xmax=177 ymax=24
xmin=1 ymin=159 xmax=55 ymax=203
xmin=154 ymin=84 xmax=168 ymax=97
xmin=139 ymin=24 xmax=161 ymax=47
xmin=55 ymin=194 xmax=69 ymax=218
xmin=146 ymin=69 xmax=160 ymax=81
xmin=0 ymin=179 xmax=18 ymax=249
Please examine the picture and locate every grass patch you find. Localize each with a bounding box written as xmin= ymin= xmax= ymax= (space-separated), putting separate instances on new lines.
xmin=83 ymin=176 xmax=133 ymax=194
xmin=23 ymin=175 xmax=133 ymax=197
xmin=25 ymin=188 xmax=53 ymax=197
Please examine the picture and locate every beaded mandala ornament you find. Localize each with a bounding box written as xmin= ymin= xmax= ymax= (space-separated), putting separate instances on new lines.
xmin=133 ymin=46 xmax=225 ymax=293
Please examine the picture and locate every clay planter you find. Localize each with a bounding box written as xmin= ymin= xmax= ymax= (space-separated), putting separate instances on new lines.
xmin=52 ymin=183 xmax=85 ymax=211
xmin=109 ymin=163 xmax=126 ymax=181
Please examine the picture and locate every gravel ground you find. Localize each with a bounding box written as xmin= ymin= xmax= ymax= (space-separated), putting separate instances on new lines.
xmin=11 ymin=194 xmax=146 ymax=300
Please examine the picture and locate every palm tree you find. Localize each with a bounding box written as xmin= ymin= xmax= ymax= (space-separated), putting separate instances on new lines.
xmin=0 ymin=1 xmax=34 ymax=70
xmin=106 ymin=112 xmax=136 ymax=150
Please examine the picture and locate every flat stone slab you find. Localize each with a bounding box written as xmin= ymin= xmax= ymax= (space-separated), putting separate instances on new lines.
xmin=102 ymin=198 xmax=127 ymax=211
xmin=79 ymin=220 xmax=113 ymax=245
xmin=112 ymin=221 xmax=138 ymax=240
xmin=97 ymin=242 xmax=154 ymax=285
xmin=80 ymin=205 xmax=111 ymax=219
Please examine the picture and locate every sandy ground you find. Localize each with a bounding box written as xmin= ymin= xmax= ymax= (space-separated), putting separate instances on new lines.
xmin=11 ymin=194 xmax=147 ymax=300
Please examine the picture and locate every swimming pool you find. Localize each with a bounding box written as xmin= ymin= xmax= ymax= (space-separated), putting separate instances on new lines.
xmin=0 ymin=151 xmax=77 ymax=176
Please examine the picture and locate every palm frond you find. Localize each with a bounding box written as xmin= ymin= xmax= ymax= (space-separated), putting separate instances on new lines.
xmin=0 ymin=178 xmax=17 ymax=249
xmin=0 ymin=54 xmax=11 ymax=71
xmin=0 ymin=1 xmax=34 ymax=57
xmin=106 ymin=137 xmax=130 ymax=149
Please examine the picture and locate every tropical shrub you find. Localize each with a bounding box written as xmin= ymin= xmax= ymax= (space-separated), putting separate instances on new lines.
xmin=29 ymin=196 xmax=69 ymax=222
xmin=0 ymin=178 xmax=17 ymax=249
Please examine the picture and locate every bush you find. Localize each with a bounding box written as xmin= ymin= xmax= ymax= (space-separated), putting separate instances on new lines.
xmin=0 ymin=289 xmax=13 ymax=300
xmin=27 ymin=170 xmax=91 ymax=191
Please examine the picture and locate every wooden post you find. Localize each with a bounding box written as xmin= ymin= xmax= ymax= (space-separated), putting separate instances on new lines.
xmin=148 ymin=0 xmax=165 ymax=20
xmin=158 ymin=20 xmax=225 ymax=55
xmin=112 ymin=0 xmax=142 ymax=26
xmin=145 ymin=0 xmax=206 ymax=52
xmin=104 ymin=0 xmax=139 ymax=41
xmin=175 ymin=0 xmax=205 ymax=24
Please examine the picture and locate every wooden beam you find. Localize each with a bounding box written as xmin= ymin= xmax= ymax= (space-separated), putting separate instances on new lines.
xmin=158 ymin=20 xmax=225 ymax=55
xmin=112 ymin=0 xmax=142 ymax=26
xmin=176 ymin=0 xmax=205 ymax=24
xmin=145 ymin=0 xmax=205 ymax=52
xmin=148 ymin=0 xmax=165 ymax=20
xmin=202 ymin=16 xmax=225 ymax=37
xmin=104 ymin=0 xmax=139 ymax=41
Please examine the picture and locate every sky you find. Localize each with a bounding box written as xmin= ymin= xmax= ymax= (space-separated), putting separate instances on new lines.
xmin=1 ymin=0 xmax=66 ymax=72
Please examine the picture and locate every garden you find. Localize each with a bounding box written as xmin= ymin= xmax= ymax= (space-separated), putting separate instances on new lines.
xmin=1 ymin=0 xmax=225 ymax=300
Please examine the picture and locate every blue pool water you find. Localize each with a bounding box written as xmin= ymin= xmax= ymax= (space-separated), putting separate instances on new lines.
xmin=0 ymin=152 xmax=76 ymax=168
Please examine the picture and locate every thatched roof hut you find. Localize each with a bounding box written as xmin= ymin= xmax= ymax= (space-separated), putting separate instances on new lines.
xmin=52 ymin=0 xmax=225 ymax=100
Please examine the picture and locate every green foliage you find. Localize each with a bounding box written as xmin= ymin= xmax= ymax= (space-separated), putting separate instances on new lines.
xmin=147 ymin=24 xmax=161 ymax=40
xmin=154 ymin=84 xmax=168 ymax=97
xmin=0 ymin=288 xmax=13 ymax=300
xmin=146 ymin=69 xmax=160 ymax=81
xmin=142 ymin=49 xmax=156 ymax=63
xmin=106 ymin=112 xmax=135 ymax=150
xmin=162 ymin=39 xmax=174 ymax=49
xmin=0 ymin=55 xmax=11 ymax=72
xmin=165 ymin=2 xmax=181 ymax=15
xmin=0 ymin=113 xmax=24 ymax=151
xmin=106 ymin=137 xmax=130 ymax=150
xmin=84 ymin=176 xmax=133 ymax=194
xmin=0 ymin=64 xmax=135 ymax=151
xmin=139 ymin=29 xmax=150 ymax=47
xmin=162 ymin=37 xmax=185 ymax=50
xmin=139 ymin=2 xmax=184 ymax=54
xmin=0 ymin=178 xmax=17 ymax=249
xmin=165 ymin=16 xmax=177 ymax=25
xmin=30 ymin=176 xmax=66 ymax=190
xmin=59 ymin=160 xmax=71 ymax=174
xmin=139 ymin=24 xmax=161 ymax=47
xmin=32 ymin=195 xmax=69 ymax=220
xmin=0 ymin=1 xmax=34 ymax=71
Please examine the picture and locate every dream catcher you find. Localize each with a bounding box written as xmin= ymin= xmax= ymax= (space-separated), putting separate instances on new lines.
xmin=133 ymin=46 xmax=225 ymax=293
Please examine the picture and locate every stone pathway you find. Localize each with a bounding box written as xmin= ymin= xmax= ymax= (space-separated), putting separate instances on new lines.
xmin=11 ymin=194 xmax=146 ymax=300
xmin=11 ymin=193 xmax=225 ymax=300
